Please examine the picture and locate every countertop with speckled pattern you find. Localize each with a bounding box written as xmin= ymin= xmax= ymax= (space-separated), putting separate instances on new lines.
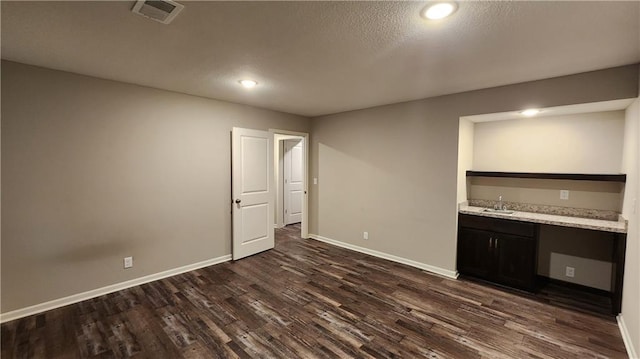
xmin=459 ymin=205 xmax=627 ymax=234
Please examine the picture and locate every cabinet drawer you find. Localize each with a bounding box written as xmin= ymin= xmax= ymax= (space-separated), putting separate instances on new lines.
xmin=459 ymin=214 xmax=536 ymax=238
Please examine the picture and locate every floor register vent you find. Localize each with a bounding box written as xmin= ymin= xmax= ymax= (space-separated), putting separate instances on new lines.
xmin=132 ymin=0 xmax=184 ymax=24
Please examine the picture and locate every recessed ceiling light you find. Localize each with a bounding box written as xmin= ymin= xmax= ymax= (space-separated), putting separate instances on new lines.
xmin=520 ymin=109 xmax=541 ymax=117
xmin=422 ymin=2 xmax=458 ymax=20
xmin=239 ymin=79 xmax=258 ymax=89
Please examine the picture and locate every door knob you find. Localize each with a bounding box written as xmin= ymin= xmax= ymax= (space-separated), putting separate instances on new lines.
xmin=235 ymin=199 xmax=241 ymax=204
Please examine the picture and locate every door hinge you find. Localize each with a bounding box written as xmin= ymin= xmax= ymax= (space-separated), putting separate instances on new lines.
xmin=285 ymin=209 xmax=288 ymax=214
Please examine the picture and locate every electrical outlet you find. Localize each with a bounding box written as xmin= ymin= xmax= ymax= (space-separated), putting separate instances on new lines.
xmin=560 ymin=190 xmax=569 ymax=200
xmin=565 ymin=266 xmax=575 ymax=278
xmin=124 ymin=256 xmax=133 ymax=269
xmin=363 ymin=231 xmax=369 ymax=240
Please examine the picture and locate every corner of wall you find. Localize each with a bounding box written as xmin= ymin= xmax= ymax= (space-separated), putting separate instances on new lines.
xmin=620 ymin=95 xmax=640 ymax=359
xmin=457 ymin=118 xmax=475 ymax=204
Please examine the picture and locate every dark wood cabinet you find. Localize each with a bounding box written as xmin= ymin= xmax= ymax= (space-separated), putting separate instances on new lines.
xmin=457 ymin=228 xmax=493 ymax=279
xmin=457 ymin=214 xmax=538 ymax=291
xmin=494 ymin=233 xmax=537 ymax=290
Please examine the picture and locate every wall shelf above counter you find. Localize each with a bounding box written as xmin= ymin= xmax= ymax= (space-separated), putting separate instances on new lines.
xmin=466 ymin=171 xmax=626 ymax=183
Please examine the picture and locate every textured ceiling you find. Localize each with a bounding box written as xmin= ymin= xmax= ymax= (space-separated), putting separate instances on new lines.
xmin=2 ymin=1 xmax=639 ymax=117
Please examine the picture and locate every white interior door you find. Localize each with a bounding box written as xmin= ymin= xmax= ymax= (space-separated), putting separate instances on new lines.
xmin=283 ymin=139 xmax=303 ymax=225
xmin=232 ymin=127 xmax=274 ymax=260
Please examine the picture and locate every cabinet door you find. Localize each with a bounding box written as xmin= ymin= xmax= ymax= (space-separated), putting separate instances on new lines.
xmin=457 ymin=228 xmax=494 ymax=280
xmin=495 ymin=233 xmax=537 ymax=291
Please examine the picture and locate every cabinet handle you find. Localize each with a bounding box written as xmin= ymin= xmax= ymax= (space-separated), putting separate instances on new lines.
xmin=495 ymin=238 xmax=499 ymax=248
xmin=489 ymin=237 xmax=493 ymax=249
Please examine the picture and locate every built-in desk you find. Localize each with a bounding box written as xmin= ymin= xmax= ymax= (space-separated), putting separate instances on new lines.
xmin=457 ymin=205 xmax=627 ymax=315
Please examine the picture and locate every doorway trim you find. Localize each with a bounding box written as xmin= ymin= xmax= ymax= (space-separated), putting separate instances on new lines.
xmin=270 ymin=129 xmax=309 ymax=239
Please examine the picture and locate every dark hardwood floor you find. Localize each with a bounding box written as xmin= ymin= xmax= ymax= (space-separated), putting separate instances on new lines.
xmin=458 ymin=275 xmax=615 ymax=319
xmin=2 ymin=224 xmax=628 ymax=358
xmin=536 ymin=279 xmax=614 ymax=318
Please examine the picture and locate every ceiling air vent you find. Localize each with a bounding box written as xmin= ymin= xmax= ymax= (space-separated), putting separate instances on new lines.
xmin=132 ymin=0 xmax=184 ymax=24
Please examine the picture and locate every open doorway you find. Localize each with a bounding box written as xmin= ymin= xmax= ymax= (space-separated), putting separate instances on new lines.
xmin=271 ymin=129 xmax=309 ymax=239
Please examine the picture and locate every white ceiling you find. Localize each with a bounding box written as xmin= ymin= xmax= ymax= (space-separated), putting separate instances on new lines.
xmin=2 ymin=1 xmax=639 ymax=117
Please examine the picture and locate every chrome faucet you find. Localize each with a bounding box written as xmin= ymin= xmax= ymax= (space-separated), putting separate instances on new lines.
xmin=496 ymin=195 xmax=504 ymax=210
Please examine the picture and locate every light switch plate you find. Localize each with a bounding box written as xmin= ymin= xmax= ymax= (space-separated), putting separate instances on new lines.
xmin=560 ymin=190 xmax=569 ymax=200
xmin=313 ymin=178 xmax=318 ymax=185
xmin=124 ymin=256 xmax=133 ymax=269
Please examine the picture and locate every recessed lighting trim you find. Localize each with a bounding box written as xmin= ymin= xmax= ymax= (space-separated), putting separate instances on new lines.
xmin=422 ymin=2 xmax=458 ymax=20
xmin=520 ymin=109 xmax=541 ymax=117
xmin=239 ymin=79 xmax=258 ymax=89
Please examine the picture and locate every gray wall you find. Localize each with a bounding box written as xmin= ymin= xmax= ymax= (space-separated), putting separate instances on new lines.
xmin=473 ymin=111 xmax=625 ymax=174
xmin=309 ymin=64 xmax=638 ymax=274
xmin=1 ymin=61 xmax=310 ymax=313
xmin=469 ymin=177 xmax=624 ymax=212
xmin=537 ymin=225 xmax=614 ymax=290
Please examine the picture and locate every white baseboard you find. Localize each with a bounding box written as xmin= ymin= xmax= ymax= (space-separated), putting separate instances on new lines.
xmin=0 ymin=254 xmax=232 ymax=323
xmin=618 ymin=314 xmax=639 ymax=359
xmin=309 ymin=234 xmax=458 ymax=279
